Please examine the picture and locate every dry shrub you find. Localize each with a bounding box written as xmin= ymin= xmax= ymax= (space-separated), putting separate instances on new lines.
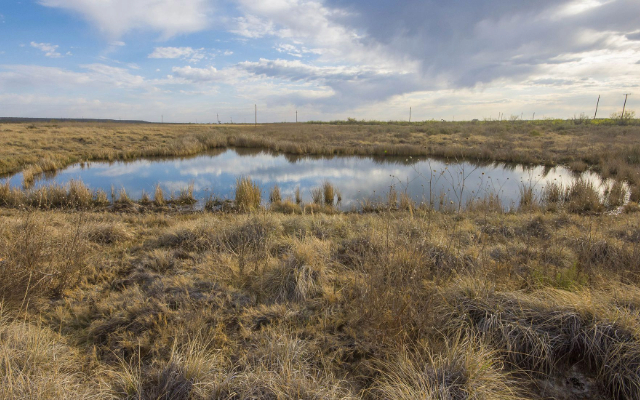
xmin=465 ymin=192 xmax=503 ymax=213
xmin=374 ymin=335 xmax=519 ymax=400
xmin=235 ymin=176 xmax=261 ymax=212
xmin=0 ymin=213 xmax=89 ymax=304
xmin=0 ymin=180 xmax=95 ymax=210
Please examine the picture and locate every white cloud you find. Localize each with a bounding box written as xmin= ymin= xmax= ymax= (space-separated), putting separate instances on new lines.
xmin=276 ymin=43 xmax=322 ymax=58
xmin=231 ymin=15 xmax=275 ymax=38
xmin=109 ymin=41 xmax=126 ymax=47
xmin=0 ymin=64 xmax=147 ymax=90
xmin=38 ymin=0 xmax=211 ymax=39
xmin=30 ymin=42 xmax=62 ymax=58
xmin=169 ymin=66 xmax=234 ymax=83
xmin=223 ymin=50 xmax=233 ymax=56
xmin=149 ymin=47 xmax=206 ymax=63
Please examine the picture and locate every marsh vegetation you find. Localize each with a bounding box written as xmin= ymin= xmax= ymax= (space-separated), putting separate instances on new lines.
xmin=1 ymin=120 xmax=640 ymax=399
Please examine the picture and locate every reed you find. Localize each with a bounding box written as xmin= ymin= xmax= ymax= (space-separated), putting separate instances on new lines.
xmin=235 ymin=176 xmax=261 ymax=211
xmin=269 ymin=184 xmax=281 ymax=204
xmin=322 ymin=180 xmax=335 ymax=207
xmin=295 ymin=186 xmax=302 ymax=205
xmin=175 ymin=183 xmax=196 ymax=205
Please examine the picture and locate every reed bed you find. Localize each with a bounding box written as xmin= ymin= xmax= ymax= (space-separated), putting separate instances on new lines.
xmin=0 ymin=175 xmax=629 ymax=216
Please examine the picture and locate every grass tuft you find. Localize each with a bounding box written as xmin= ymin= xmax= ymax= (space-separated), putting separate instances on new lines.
xmin=235 ymin=177 xmax=261 ymax=212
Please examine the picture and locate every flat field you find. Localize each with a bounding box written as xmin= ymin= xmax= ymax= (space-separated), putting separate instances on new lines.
xmin=1 ymin=120 xmax=640 ymax=399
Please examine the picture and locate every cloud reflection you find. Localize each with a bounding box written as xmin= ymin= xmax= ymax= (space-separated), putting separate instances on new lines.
xmin=9 ymin=149 xmax=604 ymax=209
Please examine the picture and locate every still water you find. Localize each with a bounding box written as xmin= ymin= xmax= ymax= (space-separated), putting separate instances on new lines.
xmin=7 ymin=148 xmax=604 ymax=210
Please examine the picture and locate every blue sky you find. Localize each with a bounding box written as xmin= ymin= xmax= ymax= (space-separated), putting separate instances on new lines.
xmin=0 ymin=0 xmax=639 ymax=122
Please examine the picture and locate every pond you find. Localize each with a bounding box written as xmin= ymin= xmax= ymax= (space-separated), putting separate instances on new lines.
xmin=5 ymin=148 xmax=606 ymax=210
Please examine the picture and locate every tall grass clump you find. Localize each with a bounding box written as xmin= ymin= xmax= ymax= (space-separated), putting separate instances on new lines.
xmin=175 ymin=183 xmax=196 ymax=205
xmin=115 ymin=187 xmax=133 ymax=206
xmin=542 ymin=181 xmax=564 ymax=207
xmin=235 ymin=176 xmax=261 ymax=212
xmin=67 ymin=180 xmax=93 ymax=208
xmin=322 ymin=181 xmax=335 ymax=207
xmin=311 ymin=187 xmax=323 ymax=205
xmin=518 ymin=183 xmax=537 ymax=211
xmin=604 ymin=180 xmax=626 ymax=208
xmin=375 ymin=336 xmax=518 ymax=400
xmin=566 ymin=179 xmax=604 ymax=213
xmin=154 ymin=184 xmax=165 ymax=206
xmin=269 ymin=184 xmax=281 ymax=204
xmin=295 ymin=186 xmax=302 ymax=205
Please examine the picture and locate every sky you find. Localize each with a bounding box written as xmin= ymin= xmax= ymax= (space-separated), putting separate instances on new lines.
xmin=0 ymin=0 xmax=639 ymax=123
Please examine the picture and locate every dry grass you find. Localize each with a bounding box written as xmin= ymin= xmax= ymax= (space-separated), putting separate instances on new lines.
xmin=269 ymin=184 xmax=281 ymax=204
xmin=235 ymin=176 xmax=261 ymax=211
xmin=2 ymin=120 xmax=640 ymax=196
xmin=0 ymin=206 xmax=638 ymax=398
xmin=0 ymin=305 xmax=102 ymax=399
xmin=3 ymin=119 xmax=640 ymax=399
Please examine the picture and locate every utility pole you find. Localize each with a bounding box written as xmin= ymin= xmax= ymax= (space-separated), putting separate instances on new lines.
xmin=594 ymin=95 xmax=600 ymax=119
xmin=409 ymin=107 xmax=411 ymax=123
xmin=533 ymin=112 xmax=536 ymax=120
xmin=622 ymin=94 xmax=631 ymax=120
xmin=296 ymin=110 xmax=298 ymax=123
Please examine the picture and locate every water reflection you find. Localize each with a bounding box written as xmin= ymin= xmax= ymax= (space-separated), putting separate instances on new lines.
xmin=7 ymin=148 xmax=604 ymax=210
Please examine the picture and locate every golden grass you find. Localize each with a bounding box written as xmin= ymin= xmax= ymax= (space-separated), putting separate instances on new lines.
xmin=3 ymin=119 xmax=640 ymax=398
xmin=0 ymin=206 xmax=639 ymax=398
xmin=235 ymin=176 xmax=261 ymax=212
